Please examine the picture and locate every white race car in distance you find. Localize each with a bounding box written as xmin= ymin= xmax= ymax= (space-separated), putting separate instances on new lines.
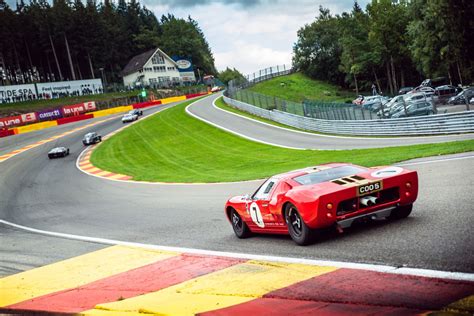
xmin=122 ymin=113 xmax=138 ymax=123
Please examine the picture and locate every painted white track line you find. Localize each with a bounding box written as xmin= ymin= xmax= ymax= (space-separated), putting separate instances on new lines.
xmin=397 ymin=154 xmax=474 ymax=166
xmin=1 ymin=219 xmax=473 ymax=282
xmin=186 ymin=97 xmax=306 ymax=150
xmin=213 ymin=96 xmax=474 ymax=140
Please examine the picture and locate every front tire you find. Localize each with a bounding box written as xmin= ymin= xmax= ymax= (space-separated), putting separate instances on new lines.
xmin=230 ymin=209 xmax=250 ymax=239
xmin=285 ymin=203 xmax=315 ymax=245
xmin=389 ymin=204 xmax=413 ymax=220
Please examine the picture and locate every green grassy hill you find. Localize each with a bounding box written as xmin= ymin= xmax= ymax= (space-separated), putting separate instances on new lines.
xmin=247 ymin=73 xmax=355 ymax=103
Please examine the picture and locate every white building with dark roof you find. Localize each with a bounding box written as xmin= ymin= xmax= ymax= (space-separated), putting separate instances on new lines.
xmin=121 ymin=48 xmax=181 ymax=88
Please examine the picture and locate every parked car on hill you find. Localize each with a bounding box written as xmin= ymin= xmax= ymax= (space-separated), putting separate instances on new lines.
xmin=390 ymin=101 xmax=436 ymax=118
xmin=434 ymin=85 xmax=460 ymax=98
xmin=225 ymin=163 xmax=418 ymax=245
xmin=408 ymin=86 xmax=435 ymax=94
xmin=448 ymin=88 xmax=474 ymax=105
xmin=377 ymin=95 xmax=405 ymax=118
xmin=398 ymin=87 xmax=414 ymax=95
xmin=355 ymin=95 xmax=390 ymax=111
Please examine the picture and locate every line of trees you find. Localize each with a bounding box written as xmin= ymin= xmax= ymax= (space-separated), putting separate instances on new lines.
xmin=0 ymin=0 xmax=217 ymax=86
xmin=293 ymin=0 xmax=473 ymax=95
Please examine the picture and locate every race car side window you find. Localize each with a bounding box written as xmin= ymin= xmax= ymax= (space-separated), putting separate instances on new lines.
xmin=252 ymin=178 xmax=277 ymax=200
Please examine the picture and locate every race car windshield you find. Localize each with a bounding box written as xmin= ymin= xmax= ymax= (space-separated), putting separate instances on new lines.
xmin=293 ymin=166 xmax=366 ymax=185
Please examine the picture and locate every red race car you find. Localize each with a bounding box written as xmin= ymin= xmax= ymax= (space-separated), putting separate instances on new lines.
xmin=225 ymin=163 xmax=418 ymax=245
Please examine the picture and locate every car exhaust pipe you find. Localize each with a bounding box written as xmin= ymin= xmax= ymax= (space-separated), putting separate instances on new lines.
xmin=360 ymin=196 xmax=378 ymax=207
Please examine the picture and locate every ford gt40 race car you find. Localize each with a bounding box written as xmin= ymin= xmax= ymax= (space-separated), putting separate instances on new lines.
xmin=48 ymin=147 xmax=70 ymax=159
xmin=225 ymin=163 xmax=418 ymax=245
xmin=122 ymin=113 xmax=138 ymax=123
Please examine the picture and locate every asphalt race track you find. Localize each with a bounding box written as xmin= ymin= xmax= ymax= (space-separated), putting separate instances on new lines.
xmin=1 ymin=94 xmax=474 ymax=277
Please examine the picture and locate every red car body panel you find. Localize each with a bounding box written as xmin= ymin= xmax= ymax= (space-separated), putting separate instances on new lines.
xmin=225 ymin=163 xmax=418 ymax=235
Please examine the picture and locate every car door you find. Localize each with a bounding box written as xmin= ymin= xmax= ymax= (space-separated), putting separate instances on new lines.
xmin=247 ymin=178 xmax=278 ymax=230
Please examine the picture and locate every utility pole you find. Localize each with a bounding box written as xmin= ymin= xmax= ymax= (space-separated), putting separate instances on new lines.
xmin=99 ymin=67 xmax=106 ymax=93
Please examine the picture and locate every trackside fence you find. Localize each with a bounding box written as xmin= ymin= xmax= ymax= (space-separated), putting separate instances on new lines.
xmin=224 ymin=65 xmax=474 ymax=136
xmin=223 ymin=96 xmax=474 ymax=136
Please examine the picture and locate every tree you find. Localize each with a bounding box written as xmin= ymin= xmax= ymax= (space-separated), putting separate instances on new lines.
xmin=218 ymin=67 xmax=244 ymax=85
xmin=293 ymin=6 xmax=344 ymax=86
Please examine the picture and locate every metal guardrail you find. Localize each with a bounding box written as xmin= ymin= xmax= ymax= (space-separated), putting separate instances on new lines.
xmin=223 ymin=96 xmax=474 ymax=136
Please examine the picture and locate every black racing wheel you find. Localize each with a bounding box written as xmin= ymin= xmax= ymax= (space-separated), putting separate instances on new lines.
xmin=285 ymin=203 xmax=315 ymax=245
xmin=230 ymin=209 xmax=250 ymax=238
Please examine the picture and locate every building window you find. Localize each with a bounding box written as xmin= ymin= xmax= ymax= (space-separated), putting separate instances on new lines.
xmin=167 ymin=66 xmax=175 ymax=71
xmin=158 ymin=76 xmax=170 ymax=83
xmin=144 ymin=67 xmax=152 ymax=72
xmin=149 ymin=78 xmax=157 ymax=83
xmin=172 ymin=77 xmax=180 ymax=82
xmin=152 ymin=54 xmax=165 ymax=64
xmin=153 ymin=66 xmax=166 ymax=72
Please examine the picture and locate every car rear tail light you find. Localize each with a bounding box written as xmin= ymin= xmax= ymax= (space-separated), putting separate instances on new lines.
xmin=326 ymin=203 xmax=333 ymax=210
xmin=406 ymin=182 xmax=412 ymax=189
xmin=405 ymin=191 xmax=411 ymax=197
xmin=326 ymin=212 xmax=333 ymax=219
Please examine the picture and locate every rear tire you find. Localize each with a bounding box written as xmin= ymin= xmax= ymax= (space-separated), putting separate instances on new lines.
xmin=389 ymin=204 xmax=413 ymax=220
xmin=285 ymin=203 xmax=315 ymax=245
xmin=230 ymin=209 xmax=250 ymax=239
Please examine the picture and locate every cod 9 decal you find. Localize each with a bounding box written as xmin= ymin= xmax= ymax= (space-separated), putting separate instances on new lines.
xmin=357 ymin=181 xmax=383 ymax=196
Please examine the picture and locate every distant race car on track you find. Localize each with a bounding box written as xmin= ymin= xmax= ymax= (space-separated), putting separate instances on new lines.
xmin=225 ymin=163 xmax=418 ymax=245
xmin=122 ymin=113 xmax=138 ymax=123
xmin=129 ymin=109 xmax=143 ymax=116
xmin=48 ymin=147 xmax=70 ymax=159
xmin=82 ymin=132 xmax=102 ymax=146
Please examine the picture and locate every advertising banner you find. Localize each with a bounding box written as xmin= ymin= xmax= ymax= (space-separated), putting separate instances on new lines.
xmin=37 ymin=108 xmax=63 ymax=121
xmin=0 ymin=115 xmax=22 ymax=128
xmin=20 ymin=112 xmax=37 ymax=124
xmin=172 ymin=56 xmax=196 ymax=82
xmin=61 ymin=101 xmax=96 ymax=117
xmin=36 ymin=79 xmax=103 ymax=98
xmin=0 ymin=84 xmax=37 ymax=103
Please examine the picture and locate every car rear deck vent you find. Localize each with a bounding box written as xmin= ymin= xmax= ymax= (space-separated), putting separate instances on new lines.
xmin=342 ymin=177 xmax=355 ymax=183
xmin=351 ymin=175 xmax=365 ymax=181
xmin=332 ymin=180 xmax=346 ymax=185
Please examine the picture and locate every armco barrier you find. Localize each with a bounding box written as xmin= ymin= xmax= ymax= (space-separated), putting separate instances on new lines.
xmin=15 ymin=121 xmax=58 ymax=134
xmin=132 ymin=100 xmax=162 ymax=109
xmin=2 ymin=91 xmax=210 ymax=138
xmin=57 ymin=113 xmax=94 ymax=125
xmin=186 ymin=92 xmax=209 ymax=99
xmin=223 ymin=96 xmax=474 ymax=136
xmin=161 ymin=96 xmax=187 ymax=104
xmin=92 ymin=106 xmax=134 ymax=118
xmin=0 ymin=129 xmax=15 ymax=138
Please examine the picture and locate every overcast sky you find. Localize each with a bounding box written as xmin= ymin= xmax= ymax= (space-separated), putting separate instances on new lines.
xmin=6 ymin=0 xmax=370 ymax=75
xmin=143 ymin=0 xmax=370 ymax=74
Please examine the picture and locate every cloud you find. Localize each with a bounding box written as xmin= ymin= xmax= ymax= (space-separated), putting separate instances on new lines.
xmin=4 ymin=0 xmax=370 ymax=75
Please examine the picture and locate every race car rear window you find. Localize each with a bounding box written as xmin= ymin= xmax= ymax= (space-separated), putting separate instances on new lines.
xmin=293 ymin=166 xmax=366 ymax=185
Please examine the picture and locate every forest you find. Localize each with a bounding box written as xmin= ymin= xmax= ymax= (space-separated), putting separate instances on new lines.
xmin=293 ymin=0 xmax=473 ymax=95
xmin=0 ymin=0 xmax=217 ymax=86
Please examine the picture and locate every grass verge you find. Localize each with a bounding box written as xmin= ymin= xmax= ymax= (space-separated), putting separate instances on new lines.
xmin=91 ymin=97 xmax=474 ymax=183
xmin=247 ymin=72 xmax=356 ymax=103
